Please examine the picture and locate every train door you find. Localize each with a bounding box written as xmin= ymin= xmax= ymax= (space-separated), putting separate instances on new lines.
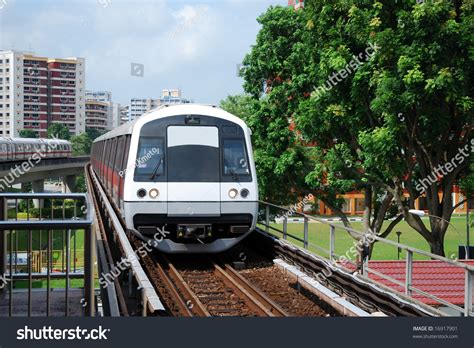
xmin=166 ymin=126 xmax=221 ymax=217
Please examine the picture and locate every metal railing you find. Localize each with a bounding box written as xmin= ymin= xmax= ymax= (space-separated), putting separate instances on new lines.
xmin=0 ymin=193 xmax=94 ymax=317
xmin=259 ymin=201 xmax=474 ymax=317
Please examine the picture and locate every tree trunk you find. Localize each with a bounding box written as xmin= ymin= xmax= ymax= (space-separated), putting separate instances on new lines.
xmin=429 ymin=237 xmax=445 ymax=257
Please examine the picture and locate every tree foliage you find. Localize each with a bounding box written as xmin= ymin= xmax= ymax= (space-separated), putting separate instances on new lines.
xmin=240 ymin=1 xmax=473 ymax=255
xmin=19 ymin=129 xmax=37 ymax=138
xmin=47 ymin=123 xmax=70 ymax=140
xmin=70 ymin=132 xmax=92 ymax=156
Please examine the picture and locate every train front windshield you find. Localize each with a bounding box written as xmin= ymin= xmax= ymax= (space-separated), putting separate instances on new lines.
xmin=134 ymin=137 xmax=165 ymax=180
xmin=222 ymin=139 xmax=250 ymax=176
xmin=133 ymin=117 xmax=252 ymax=183
xmin=167 ymin=126 xmax=220 ymax=182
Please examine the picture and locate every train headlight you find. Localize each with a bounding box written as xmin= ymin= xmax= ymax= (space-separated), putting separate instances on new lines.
xmin=228 ymin=188 xmax=239 ymax=199
xmin=149 ymin=188 xmax=160 ymax=199
xmin=137 ymin=189 xmax=147 ymax=198
xmin=240 ymin=189 xmax=249 ymax=198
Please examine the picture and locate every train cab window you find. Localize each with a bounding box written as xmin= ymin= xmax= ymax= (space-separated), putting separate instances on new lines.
xmin=222 ymin=139 xmax=250 ymax=176
xmin=134 ymin=137 xmax=165 ymax=181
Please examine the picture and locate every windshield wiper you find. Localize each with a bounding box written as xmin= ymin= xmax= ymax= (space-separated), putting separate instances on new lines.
xmin=149 ymin=156 xmax=163 ymax=180
xmin=228 ymin=169 xmax=239 ymax=181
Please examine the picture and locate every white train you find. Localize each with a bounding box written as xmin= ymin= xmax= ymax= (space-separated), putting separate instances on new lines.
xmin=91 ymin=104 xmax=258 ymax=253
xmin=0 ymin=137 xmax=72 ymax=161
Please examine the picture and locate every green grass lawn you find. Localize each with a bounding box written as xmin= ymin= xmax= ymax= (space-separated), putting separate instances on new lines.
xmin=6 ymin=230 xmax=86 ymax=289
xmin=262 ymin=216 xmax=470 ymax=261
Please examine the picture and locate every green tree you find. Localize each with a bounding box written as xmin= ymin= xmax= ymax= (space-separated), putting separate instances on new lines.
xmin=47 ymin=123 xmax=70 ymax=140
xmin=19 ymin=129 xmax=38 ymax=138
xmin=86 ymin=128 xmax=106 ymax=141
xmin=240 ymin=6 xmax=314 ymax=205
xmin=70 ymin=132 xmax=92 ymax=156
xmin=220 ymin=94 xmax=257 ymax=121
xmin=242 ymin=1 xmax=473 ymax=256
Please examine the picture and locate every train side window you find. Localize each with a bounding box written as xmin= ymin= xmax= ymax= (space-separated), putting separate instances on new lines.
xmin=105 ymin=140 xmax=111 ymax=165
xmin=102 ymin=141 xmax=108 ymax=165
xmin=222 ymin=139 xmax=250 ymax=176
xmin=122 ymin=136 xmax=131 ymax=174
xmin=115 ymin=137 xmax=125 ymax=171
xmin=110 ymin=138 xmax=117 ymax=168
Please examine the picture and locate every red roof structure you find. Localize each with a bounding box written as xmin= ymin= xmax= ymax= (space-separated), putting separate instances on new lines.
xmin=367 ymin=260 xmax=474 ymax=305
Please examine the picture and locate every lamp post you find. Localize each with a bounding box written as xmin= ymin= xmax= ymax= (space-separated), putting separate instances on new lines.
xmin=408 ymin=209 xmax=469 ymax=259
xmin=396 ymin=231 xmax=402 ymax=260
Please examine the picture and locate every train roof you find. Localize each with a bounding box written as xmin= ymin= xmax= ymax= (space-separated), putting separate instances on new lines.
xmin=94 ymin=104 xmax=250 ymax=143
xmin=0 ymin=137 xmax=71 ymax=144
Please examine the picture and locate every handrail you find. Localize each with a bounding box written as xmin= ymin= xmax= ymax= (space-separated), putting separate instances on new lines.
xmin=0 ymin=192 xmax=95 ymax=317
xmin=259 ymin=200 xmax=474 ymax=316
xmin=0 ymin=193 xmax=93 ymax=229
xmin=260 ymin=200 xmax=474 ymax=271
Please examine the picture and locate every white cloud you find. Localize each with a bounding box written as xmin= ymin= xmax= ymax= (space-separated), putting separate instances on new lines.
xmin=1 ymin=0 xmax=286 ymax=105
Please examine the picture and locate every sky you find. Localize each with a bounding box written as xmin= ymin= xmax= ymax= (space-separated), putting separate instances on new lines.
xmin=0 ymin=0 xmax=286 ymax=106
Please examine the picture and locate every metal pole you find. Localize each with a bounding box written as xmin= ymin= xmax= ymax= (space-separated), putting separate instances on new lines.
xmin=283 ymin=216 xmax=287 ymax=240
xmin=396 ymin=231 xmax=402 ymax=260
xmin=465 ymin=269 xmax=473 ymax=317
xmin=0 ymin=197 xmax=6 ymax=284
xmin=329 ymin=225 xmax=335 ymax=262
xmin=405 ymin=250 xmax=413 ymax=296
xmin=467 ymin=199 xmax=470 ymax=259
xmin=65 ymin=229 xmax=70 ymax=317
xmin=141 ymin=288 xmax=148 ymax=317
xmin=362 ymin=256 xmax=368 ymax=277
xmin=265 ymin=205 xmax=269 ymax=233
xmin=84 ymin=226 xmax=95 ymax=317
xmin=303 ymin=217 xmax=308 ymax=249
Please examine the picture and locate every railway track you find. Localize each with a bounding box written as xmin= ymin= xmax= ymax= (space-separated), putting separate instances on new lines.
xmin=137 ymin=246 xmax=290 ymax=317
xmin=87 ymin=163 xmax=330 ymax=317
xmin=87 ymin=163 xmax=434 ymax=317
xmin=165 ymin=256 xmax=289 ymax=317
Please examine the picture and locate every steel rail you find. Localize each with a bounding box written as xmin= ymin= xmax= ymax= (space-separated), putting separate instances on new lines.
xmin=219 ymin=262 xmax=289 ymax=317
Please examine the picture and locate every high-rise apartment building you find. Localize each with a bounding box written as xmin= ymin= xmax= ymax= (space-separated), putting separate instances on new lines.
xmin=85 ymin=90 xmax=111 ymax=103
xmin=86 ymin=90 xmax=111 ymax=132
xmin=0 ymin=50 xmax=85 ymax=137
xmin=129 ymin=89 xmax=193 ymax=121
xmin=119 ymin=105 xmax=130 ymax=125
xmin=86 ymin=90 xmax=129 ymax=130
xmin=85 ymin=100 xmax=109 ymax=131
xmin=129 ymin=97 xmax=162 ymax=121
